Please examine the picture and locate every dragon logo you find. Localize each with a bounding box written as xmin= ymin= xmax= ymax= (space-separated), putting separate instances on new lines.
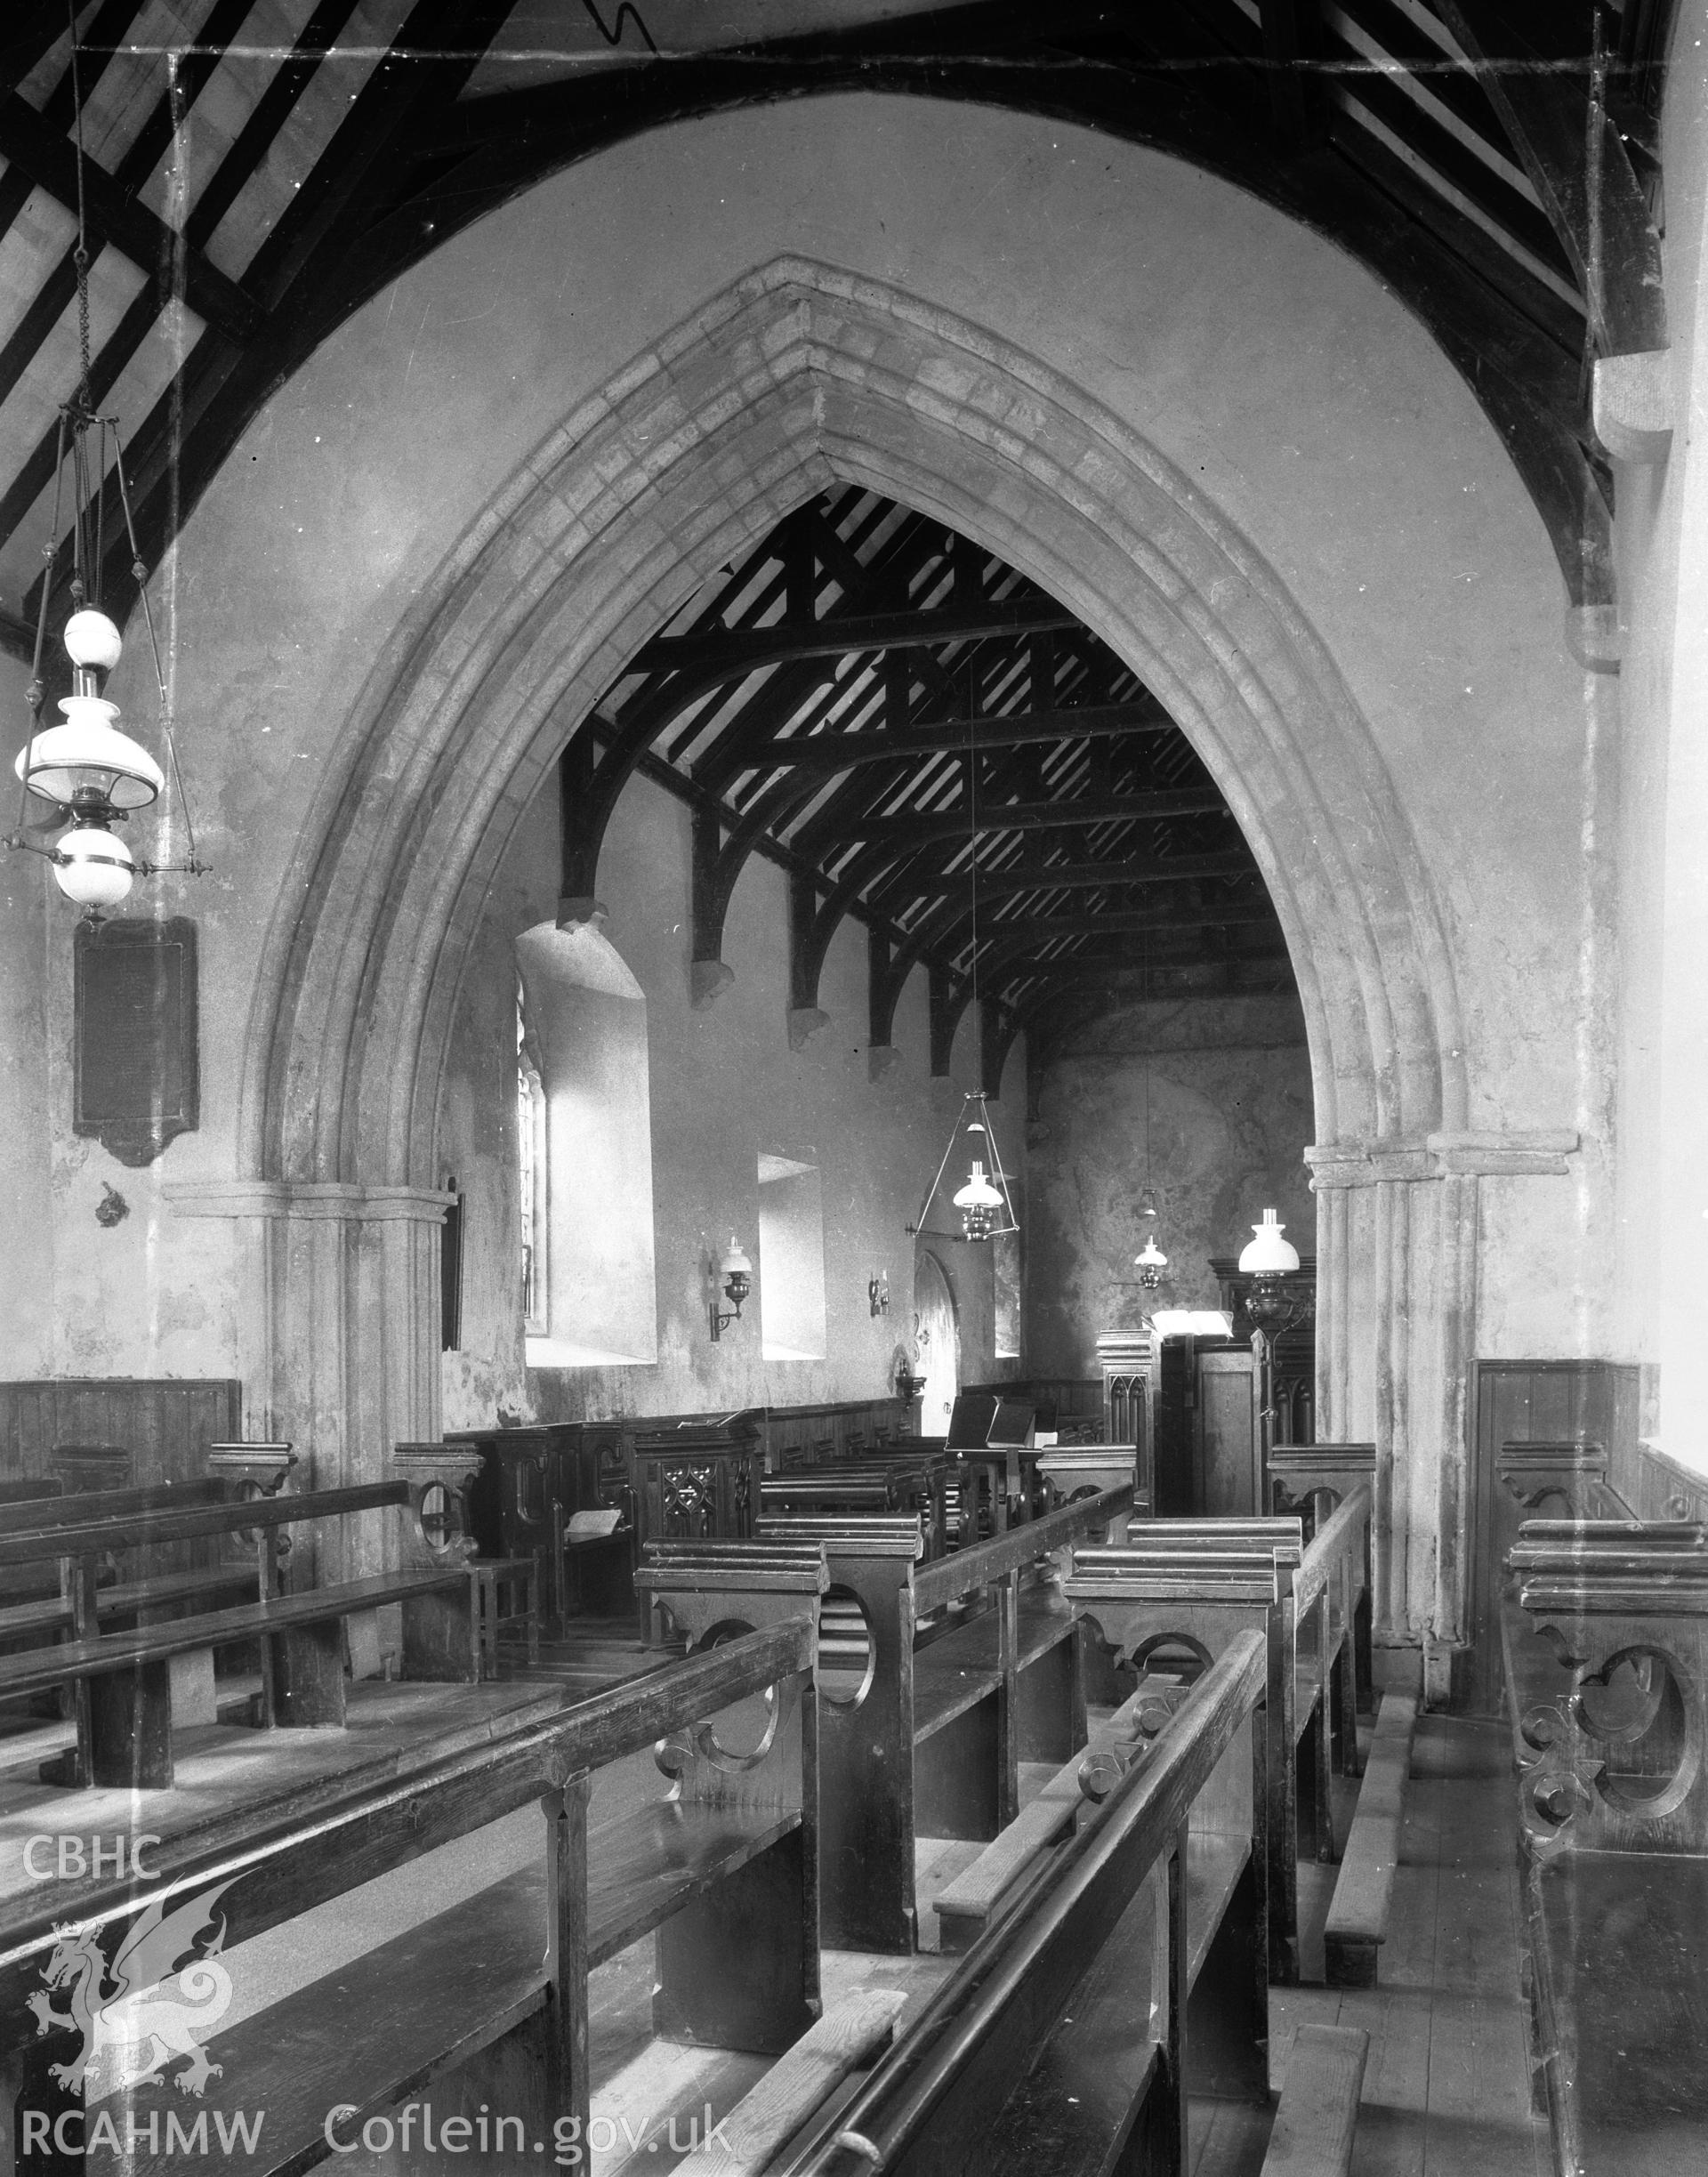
xmin=26 ymin=1881 xmax=236 ymax=2100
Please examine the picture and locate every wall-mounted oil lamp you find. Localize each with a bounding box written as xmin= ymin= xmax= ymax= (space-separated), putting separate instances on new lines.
xmin=869 ymin=1269 xmax=890 ymax=1318
xmin=895 ymin=1354 xmax=928 ymax=1402
xmin=709 ymin=1237 xmax=753 ymax=1342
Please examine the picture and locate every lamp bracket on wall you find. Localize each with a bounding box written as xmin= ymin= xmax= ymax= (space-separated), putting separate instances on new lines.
xmin=709 ymin=1237 xmax=753 ymax=1342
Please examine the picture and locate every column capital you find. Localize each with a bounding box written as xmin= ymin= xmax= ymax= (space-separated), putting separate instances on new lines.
xmin=165 ymin=1179 xmax=455 ymax=1222
xmin=1306 ymin=1130 xmax=1578 ymax=1188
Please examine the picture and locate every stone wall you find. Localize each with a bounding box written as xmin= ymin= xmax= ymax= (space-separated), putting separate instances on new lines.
xmin=1027 ymin=998 xmax=1312 ymax=1376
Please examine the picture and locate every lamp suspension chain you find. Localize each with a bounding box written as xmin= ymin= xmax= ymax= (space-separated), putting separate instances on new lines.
xmin=4 ymin=0 xmax=207 ymax=911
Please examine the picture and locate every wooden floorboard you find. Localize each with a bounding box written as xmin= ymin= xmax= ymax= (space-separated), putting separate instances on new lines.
xmin=1250 ymin=1713 xmax=1551 ymax=2177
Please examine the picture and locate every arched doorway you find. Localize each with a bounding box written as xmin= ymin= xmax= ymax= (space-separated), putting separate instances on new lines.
xmin=913 ymin=1250 xmax=960 ymax=1439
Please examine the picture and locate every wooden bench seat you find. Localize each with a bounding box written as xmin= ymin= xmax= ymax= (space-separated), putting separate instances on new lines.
xmin=1324 ymin=1690 xmax=1418 ymax=1987
xmin=934 ymin=1675 xmax=1185 ymax=1951
xmin=673 ymin=1992 xmax=908 ymax=2177
xmin=4 ymin=1620 xmax=819 ymax=2174
xmin=1261 ymin=2023 xmax=1370 ymax=2177
xmin=0 ymin=1457 xmax=489 ymax=1790
xmin=912 ymin=1616 xmax=1004 ymax=1742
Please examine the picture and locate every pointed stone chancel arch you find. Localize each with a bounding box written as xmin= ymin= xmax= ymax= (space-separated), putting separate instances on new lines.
xmin=238 ymin=256 xmax=1470 ymax=1638
xmin=246 ymin=259 xmax=1463 ymax=1194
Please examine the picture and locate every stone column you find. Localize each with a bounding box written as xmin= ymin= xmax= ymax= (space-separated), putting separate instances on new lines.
xmin=1306 ymin=1131 xmax=1575 ymax=1698
xmin=165 ymin=1179 xmax=452 ymax=1583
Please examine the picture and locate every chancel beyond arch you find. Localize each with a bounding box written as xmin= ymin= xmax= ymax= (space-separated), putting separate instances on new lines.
xmin=232 ymin=256 xmax=1522 ymax=1654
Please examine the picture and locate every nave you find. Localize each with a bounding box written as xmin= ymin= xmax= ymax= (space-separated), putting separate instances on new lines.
xmin=0 ymin=1415 xmax=1631 ymax=2177
xmin=4 ymin=2 xmax=1708 ymax=2171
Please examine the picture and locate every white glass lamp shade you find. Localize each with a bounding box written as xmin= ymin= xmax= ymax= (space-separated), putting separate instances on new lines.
xmin=62 ymin=609 xmax=124 ymax=673
xmin=953 ymin=1161 xmax=1002 ymax=1212
xmin=1134 ymin=1236 xmax=1169 ymax=1272
xmin=18 ymin=696 xmax=163 ymax=811
xmin=953 ymin=1159 xmax=1003 ymax=1240
xmin=53 ymin=823 xmax=134 ymax=907
xmin=1238 ymin=1208 xmax=1300 ymax=1276
xmin=719 ymin=1238 xmax=752 ymax=1279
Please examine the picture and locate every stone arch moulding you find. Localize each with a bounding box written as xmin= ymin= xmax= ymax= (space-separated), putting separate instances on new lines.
xmin=224 ymin=254 xmax=1564 ymax=1648
xmin=245 ymin=255 xmax=1466 ymax=1189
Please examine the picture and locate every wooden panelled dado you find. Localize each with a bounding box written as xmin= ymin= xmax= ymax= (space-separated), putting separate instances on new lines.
xmin=0 ymin=1380 xmax=241 ymax=1488
xmin=1461 ymin=1360 xmax=1641 ymax=1717
xmin=754 ymin=1398 xmax=911 ymax=1467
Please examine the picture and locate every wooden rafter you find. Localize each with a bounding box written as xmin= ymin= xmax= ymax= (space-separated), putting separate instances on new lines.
xmin=0 ymin=0 xmax=1658 ymax=678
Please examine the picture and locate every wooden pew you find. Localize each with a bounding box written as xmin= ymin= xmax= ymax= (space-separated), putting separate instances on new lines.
xmin=642 ymin=1486 xmax=1129 ymax=1953
xmin=1269 ymin=1442 xmax=1376 ymax=1726
xmin=0 ymin=1445 xmax=298 ymax=1639
xmin=766 ymin=1627 xmax=1270 ymax=2177
xmin=0 ymin=1478 xmax=62 ymax=1509
xmin=1491 ymin=1441 xmax=1640 ymax=1669
xmin=0 ymin=1621 xmax=818 ymax=2172
xmin=47 ymin=1444 xmax=132 ymax=1493
xmin=0 ymin=1454 xmax=482 ymax=1789
xmin=1501 ymin=1518 xmax=1708 ymax=2175
xmin=808 ymin=1443 xmax=959 ymax=1555
xmin=1496 ymin=1439 xmax=1637 ymax=1525
xmin=1066 ymin=1487 xmax=1373 ymax=1985
xmin=1038 ymin=1443 xmax=1149 ymax=1534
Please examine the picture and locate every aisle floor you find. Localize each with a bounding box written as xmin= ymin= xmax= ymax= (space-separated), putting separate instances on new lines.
xmin=1193 ymin=1712 xmax=1551 ymax=2177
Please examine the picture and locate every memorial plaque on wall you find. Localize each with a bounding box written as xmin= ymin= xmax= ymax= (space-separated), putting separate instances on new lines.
xmin=74 ymin=918 xmax=199 ymax=1165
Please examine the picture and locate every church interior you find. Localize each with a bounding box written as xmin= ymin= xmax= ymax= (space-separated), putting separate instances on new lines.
xmin=0 ymin=1 xmax=1704 ymax=2172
